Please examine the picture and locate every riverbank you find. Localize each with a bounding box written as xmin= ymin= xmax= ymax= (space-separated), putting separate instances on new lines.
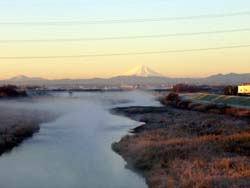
xmin=112 ymin=105 xmax=250 ymax=188
xmin=0 ymin=107 xmax=55 ymax=155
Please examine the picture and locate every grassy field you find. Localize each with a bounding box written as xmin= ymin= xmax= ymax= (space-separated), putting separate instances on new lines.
xmin=185 ymin=93 xmax=250 ymax=108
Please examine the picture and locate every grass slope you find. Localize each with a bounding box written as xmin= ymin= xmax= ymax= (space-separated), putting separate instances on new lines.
xmin=187 ymin=94 xmax=250 ymax=108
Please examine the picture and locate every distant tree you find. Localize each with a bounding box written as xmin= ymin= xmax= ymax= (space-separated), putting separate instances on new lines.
xmin=172 ymin=84 xmax=199 ymax=93
xmin=0 ymin=85 xmax=27 ymax=98
xmin=223 ymin=86 xmax=238 ymax=95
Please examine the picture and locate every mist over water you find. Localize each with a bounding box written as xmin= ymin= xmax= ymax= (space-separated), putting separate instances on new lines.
xmin=0 ymin=91 xmax=160 ymax=188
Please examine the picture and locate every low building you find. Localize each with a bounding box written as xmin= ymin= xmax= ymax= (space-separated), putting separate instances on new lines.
xmin=238 ymin=84 xmax=250 ymax=95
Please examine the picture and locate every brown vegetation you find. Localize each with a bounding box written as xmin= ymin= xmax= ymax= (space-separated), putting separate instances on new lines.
xmin=171 ymin=84 xmax=215 ymax=93
xmin=172 ymin=84 xmax=201 ymax=93
xmin=112 ymin=105 xmax=250 ymax=188
xmin=0 ymin=108 xmax=55 ymax=155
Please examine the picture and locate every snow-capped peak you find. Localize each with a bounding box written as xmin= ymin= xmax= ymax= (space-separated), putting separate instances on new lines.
xmin=121 ymin=65 xmax=163 ymax=77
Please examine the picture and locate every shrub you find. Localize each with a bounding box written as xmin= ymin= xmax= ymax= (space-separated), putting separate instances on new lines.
xmin=165 ymin=93 xmax=179 ymax=102
xmin=223 ymin=86 xmax=238 ymax=96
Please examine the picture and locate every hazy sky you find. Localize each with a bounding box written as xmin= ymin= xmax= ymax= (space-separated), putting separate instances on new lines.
xmin=0 ymin=0 xmax=250 ymax=79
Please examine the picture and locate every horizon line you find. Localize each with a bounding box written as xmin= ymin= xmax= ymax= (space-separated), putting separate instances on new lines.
xmin=0 ymin=72 xmax=249 ymax=81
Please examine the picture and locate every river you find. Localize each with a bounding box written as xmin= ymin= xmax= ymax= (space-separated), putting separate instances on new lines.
xmin=0 ymin=91 xmax=160 ymax=188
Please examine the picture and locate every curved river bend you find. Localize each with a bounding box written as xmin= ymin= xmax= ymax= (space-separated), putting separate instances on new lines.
xmin=0 ymin=91 xmax=160 ymax=188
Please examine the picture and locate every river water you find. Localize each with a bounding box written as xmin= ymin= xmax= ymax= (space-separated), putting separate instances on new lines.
xmin=0 ymin=91 xmax=160 ymax=188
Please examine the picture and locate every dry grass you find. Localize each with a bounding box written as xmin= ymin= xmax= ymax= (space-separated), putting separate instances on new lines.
xmin=0 ymin=108 xmax=56 ymax=155
xmin=112 ymin=106 xmax=250 ymax=188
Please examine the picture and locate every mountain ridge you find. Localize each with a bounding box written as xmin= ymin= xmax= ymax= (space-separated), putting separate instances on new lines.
xmin=0 ymin=66 xmax=249 ymax=86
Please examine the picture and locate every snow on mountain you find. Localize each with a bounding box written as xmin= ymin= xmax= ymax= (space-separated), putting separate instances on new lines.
xmin=121 ymin=65 xmax=163 ymax=77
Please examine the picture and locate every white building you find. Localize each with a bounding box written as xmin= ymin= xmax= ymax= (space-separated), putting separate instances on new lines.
xmin=238 ymin=84 xmax=250 ymax=95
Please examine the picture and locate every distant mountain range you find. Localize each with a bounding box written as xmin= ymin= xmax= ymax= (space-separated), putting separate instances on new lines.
xmin=0 ymin=66 xmax=249 ymax=86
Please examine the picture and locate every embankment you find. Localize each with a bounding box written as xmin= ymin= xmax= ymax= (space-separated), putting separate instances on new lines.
xmin=161 ymin=93 xmax=250 ymax=118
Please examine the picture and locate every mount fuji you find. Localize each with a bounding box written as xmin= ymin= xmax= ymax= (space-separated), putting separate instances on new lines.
xmin=121 ymin=65 xmax=163 ymax=77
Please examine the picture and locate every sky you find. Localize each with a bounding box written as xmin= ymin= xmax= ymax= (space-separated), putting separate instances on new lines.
xmin=0 ymin=0 xmax=250 ymax=79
